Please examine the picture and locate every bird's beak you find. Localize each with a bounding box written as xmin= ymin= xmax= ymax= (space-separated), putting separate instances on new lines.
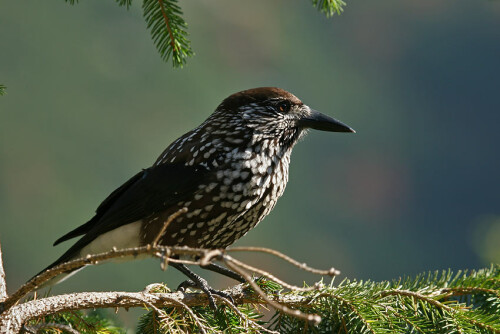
xmin=299 ymin=109 xmax=355 ymax=133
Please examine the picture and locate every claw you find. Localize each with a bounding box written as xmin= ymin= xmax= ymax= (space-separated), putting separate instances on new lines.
xmin=177 ymin=279 xmax=197 ymax=292
xmin=176 ymin=279 xmax=234 ymax=310
xmin=171 ymin=263 xmax=236 ymax=310
xmin=209 ymin=288 xmax=235 ymax=304
xmin=195 ymin=276 xmax=218 ymax=310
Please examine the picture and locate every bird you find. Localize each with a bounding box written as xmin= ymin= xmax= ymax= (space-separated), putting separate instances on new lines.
xmin=36 ymin=87 xmax=354 ymax=307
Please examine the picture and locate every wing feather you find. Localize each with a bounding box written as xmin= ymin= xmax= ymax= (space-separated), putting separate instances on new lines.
xmin=49 ymin=163 xmax=209 ymax=267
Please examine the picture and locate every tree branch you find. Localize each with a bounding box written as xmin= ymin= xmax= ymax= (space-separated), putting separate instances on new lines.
xmin=156 ymin=0 xmax=176 ymax=51
xmin=1 ymin=243 xmax=337 ymax=315
xmin=0 ymin=241 xmax=7 ymax=302
xmin=0 ymin=282 xmax=316 ymax=333
xmin=0 ymin=242 xmax=337 ymax=332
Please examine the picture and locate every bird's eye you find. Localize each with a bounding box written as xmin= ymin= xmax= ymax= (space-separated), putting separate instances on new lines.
xmin=277 ymin=100 xmax=291 ymax=113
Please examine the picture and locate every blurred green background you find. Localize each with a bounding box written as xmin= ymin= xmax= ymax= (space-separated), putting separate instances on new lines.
xmin=1 ymin=0 xmax=499 ymax=327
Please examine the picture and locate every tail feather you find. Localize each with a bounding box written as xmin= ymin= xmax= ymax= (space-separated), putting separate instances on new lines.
xmin=30 ymin=250 xmax=83 ymax=289
xmin=33 ymin=265 xmax=87 ymax=289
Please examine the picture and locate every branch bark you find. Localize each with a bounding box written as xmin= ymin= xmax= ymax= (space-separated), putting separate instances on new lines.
xmin=0 ymin=284 xmax=312 ymax=333
xmin=0 ymin=241 xmax=7 ymax=302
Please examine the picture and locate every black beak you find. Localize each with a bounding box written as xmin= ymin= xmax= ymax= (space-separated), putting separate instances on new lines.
xmin=299 ymin=109 xmax=355 ymax=133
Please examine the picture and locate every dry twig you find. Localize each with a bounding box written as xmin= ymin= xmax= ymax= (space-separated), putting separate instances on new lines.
xmin=152 ymin=208 xmax=188 ymax=246
xmin=228 ymin=246 xmax=340 ymax=276
xmin=224 ymin=257 xmax=322 ymax=326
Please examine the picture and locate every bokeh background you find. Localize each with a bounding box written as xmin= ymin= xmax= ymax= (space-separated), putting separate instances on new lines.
xmin=1 ymin=0 xmax=499 ymax=328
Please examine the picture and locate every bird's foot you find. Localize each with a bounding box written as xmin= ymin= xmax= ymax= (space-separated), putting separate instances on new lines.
xmin=177 ymin=279 xmax=234 ymax=310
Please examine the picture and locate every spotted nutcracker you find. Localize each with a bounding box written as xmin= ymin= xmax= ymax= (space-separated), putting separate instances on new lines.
xmin=37 ymin=87 xmax=354 ymax=306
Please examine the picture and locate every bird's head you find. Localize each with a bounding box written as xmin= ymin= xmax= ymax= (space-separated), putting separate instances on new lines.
xmin=155 ymin=87 xmax=354 ymax=166
xmin=208 ymin=87 xmax=354 ymax=148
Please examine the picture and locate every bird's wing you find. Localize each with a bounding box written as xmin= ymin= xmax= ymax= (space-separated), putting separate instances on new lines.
xmin=53 ymin=163 xmax=210 ymax=246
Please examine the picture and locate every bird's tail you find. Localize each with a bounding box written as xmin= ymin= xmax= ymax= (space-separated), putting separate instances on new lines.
xmin=29 ymin=253 xmax=86 ymax=289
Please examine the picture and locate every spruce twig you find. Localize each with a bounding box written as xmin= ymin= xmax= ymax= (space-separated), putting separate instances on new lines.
xmin=142 ymin=0 xmax=193 ymax=67
xmin=311 ymin=0 xmax=346 ymax=17
xmin=60 ymin=0 xmax=347 ymax=67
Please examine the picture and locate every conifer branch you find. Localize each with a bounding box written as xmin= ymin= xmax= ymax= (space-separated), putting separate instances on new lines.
xmin=115 ymin=0 xmax=132 ymax=9
xmin=0 ymin=85 xmax=6 ymax=96
xmin=61 ymin=0 xmax=347 ymax=68
xmin=142 ymin=0 xmax=192 ymax=68
xmin=311 ymin=0 xmax=346 ymax=17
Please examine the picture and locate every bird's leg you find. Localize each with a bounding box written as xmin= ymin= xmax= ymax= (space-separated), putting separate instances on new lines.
xmin=171 ymin=262 xmax=235 ymax=309
xmin=199 ymin=262 xmax=245 ymax=283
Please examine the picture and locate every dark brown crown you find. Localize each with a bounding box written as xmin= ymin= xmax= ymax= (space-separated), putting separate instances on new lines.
xmin=218 ymin=87 xmax=303 ymax=111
